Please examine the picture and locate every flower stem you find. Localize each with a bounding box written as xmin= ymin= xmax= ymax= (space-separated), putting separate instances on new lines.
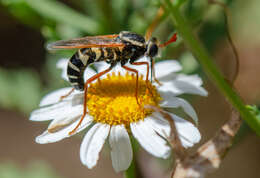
xmin=124 ymin=137 xmax=140 ymax=178
xmin=162 ymin=0 xmax=260 ymax=136
xmin=124 ymin=160 xmax=136 ymax=178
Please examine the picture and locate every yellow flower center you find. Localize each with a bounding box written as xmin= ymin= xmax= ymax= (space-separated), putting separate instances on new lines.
xmin=87 ymin=72 xmax=161 ymax=127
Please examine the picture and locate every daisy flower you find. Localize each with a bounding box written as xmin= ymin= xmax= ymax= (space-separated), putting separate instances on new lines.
xmin=30 ymin=57 xmax=207 ymax=172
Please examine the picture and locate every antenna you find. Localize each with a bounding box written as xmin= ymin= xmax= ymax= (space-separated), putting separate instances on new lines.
xmin=159 ymin=33 xmax=177 ymax=48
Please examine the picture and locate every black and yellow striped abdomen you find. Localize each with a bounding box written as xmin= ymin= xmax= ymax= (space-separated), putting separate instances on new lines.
xmin=67 ymin=47 xmax=124 ymax=91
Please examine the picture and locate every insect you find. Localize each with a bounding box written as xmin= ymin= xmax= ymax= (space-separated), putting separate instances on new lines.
xmin=47 ymin=31 xmax=177 ymax=135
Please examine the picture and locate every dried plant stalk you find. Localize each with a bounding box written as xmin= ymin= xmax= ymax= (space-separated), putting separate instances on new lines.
xmin=172 ymin=109 xmax=241 ymax=178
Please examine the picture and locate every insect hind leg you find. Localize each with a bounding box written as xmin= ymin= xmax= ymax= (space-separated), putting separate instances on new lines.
xmin=68 ymin=65 xmax=114 ymax=135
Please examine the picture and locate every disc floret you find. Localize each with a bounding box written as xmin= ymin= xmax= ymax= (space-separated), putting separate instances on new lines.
xmin=87 ymin=72 xmax=161 ymax=126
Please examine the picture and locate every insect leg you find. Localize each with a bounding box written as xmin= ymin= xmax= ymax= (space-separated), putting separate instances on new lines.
xmin=122 ymin=65 xmax=140 ymax=105
xmin=59 ymin=88 xmax=75 ymax=102
xmin=131 ymin=61 xmax=155 ymax=97
xmin=69 ymin=66 xmax=113 ymax=135
xmin=151 ymin=58 xmax=162 ymax=86
xmin=131 ymin=61 xmax=150 ymax=90
xmin=130 ymin=62 xmax=149 ymax=82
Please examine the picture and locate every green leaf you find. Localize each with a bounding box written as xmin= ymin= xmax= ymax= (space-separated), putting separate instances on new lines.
xmin=179 ymin=51 xmax=199 ymax=74
xmin=26 ymin=0 xmax=100 ymax=34
xmin=0 ymin=161 xmax=61 ymax=178
xmin=246 ymin=105 xmax=260 ymax=122
xmin=0 ymin=0 xmax=44 ymax=28
xmin=0 ymin=68 xmax=42 ymax=114
xmin=174 ymin=0 xmax=188 ymax=7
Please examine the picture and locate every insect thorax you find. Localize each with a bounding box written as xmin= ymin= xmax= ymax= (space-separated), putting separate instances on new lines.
xmin=119 ymin=31 xmax=147 ymax=64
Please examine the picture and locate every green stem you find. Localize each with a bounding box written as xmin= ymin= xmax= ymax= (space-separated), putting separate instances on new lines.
xmin=163 ymin=0 xmax=260 ymax=136
xmin=96 ymin=0 xmax=118 ymax=33
xmin=124 ymin=160 xmax=136 ymax=178
xmin=124 ymin=137 xmax=139 ymax=178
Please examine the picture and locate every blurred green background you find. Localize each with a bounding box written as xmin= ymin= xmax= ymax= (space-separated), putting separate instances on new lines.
xmin=0 ymin=0 xmax=260 ymax=178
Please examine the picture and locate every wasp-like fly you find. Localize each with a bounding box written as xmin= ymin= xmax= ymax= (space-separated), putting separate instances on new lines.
xmin=47 ymin=31 xmax=177 ymax=134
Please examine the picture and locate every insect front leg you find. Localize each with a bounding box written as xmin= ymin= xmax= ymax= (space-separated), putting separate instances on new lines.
xmin=129 ymin=61 xmax=154 ymax=96
xmin=122 ymin=65 xmax=140 ymax=105
xmin=151 ymin=58 xmax=162 ymax=85
xmin=130 ymin=61 xmax=149 ymax=82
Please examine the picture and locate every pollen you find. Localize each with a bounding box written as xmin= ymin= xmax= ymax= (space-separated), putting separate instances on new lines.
xmin=87 ymin=72 xmax=161 ymax=127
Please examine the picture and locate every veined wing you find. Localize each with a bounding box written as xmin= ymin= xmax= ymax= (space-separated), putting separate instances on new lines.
xmin=47 ymin=34 xmax=125 ymax=50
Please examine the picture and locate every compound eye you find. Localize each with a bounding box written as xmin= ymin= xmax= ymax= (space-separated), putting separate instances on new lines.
xmin=149 ymin=44 xmax=158 ymax=57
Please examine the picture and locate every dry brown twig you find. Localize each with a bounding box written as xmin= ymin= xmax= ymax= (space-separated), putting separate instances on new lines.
xmin=146 ymin=105 xmax=241 ymax=178
xmin=172 ymin=109 xmax=241 ymax=178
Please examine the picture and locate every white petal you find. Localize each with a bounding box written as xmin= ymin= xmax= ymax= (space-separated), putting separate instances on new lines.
xmin=155 ymin=60 xmax=182 ymax=79
xmin=94 ymin=62 xmax=117 ymax=74
xmin=157 ymin=83 xmax=181 ymax=96
xmin=94 ymin=62 xmax=127 ymax=79
xmin=138 ymin=56 xmax=150 ymax=62
xmin=94 ymin=61 xmax=110 ymax=72
xmin=125 ymin=60 xmax=149 ymax=77
xmin=151 ymin=112 xmax=201 ymax=148
xmin=83 ymin=67 xmax=97 ymax=81
xmin=146 ymin=115 xmax=170 ymax=139
xmin=130 ymin=119 xmax=171 ymax=159
xmin=176 ymin=74 xmax=203 ymax=86
xmin=93 ymin=56 xmax=149 ymax=79
xmin=160 ymin=95 xmax=198 ymax=124
xmin=31 ymin=90 xmax=84 ymax=122
xmin=94 ymin=57 xmax=149 ymax=78
xmin=170 ymin=113 xmax=201 ymax=147
xmin=112 ymin=64 xmax=127 ymax=75
xmin=158 ymin=80 xmax=207 ymax=96
xmin=157 ymin=72 xmax=207 ymax=96
xmin=46 ymin=105 xmax=83 ymax=131
xmin=123 ymin=56 xmax=151 ymax=78
xmin=172 ymin=79 xmax=207 ymax=96
xmin=30 ymin=102 xmax=82 ymax=122
xmin=80 ymin=123 xmax=110 ymax=169
xmin=109 ymin=125 xmax=133 ymax=172
xmin=35 ymin=115 xmax=93 ymax=144
xmin=56 ymin=58 xmax=97 ymax=83
xmin=56 ymin=58 xmax=69 ymax=81
xmin=39 ymin=87 xmax=79 ymax=107
xmin=171 ymin=74 xmax=207 ymax=96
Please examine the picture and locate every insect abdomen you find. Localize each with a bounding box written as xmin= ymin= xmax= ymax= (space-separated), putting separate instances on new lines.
xmin=67 ymin=48 xmax=95 ymax=91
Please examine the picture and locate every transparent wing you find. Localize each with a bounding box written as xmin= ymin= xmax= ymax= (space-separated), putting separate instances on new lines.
xmin=47 ymin=34 xmax=125 ymax=50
